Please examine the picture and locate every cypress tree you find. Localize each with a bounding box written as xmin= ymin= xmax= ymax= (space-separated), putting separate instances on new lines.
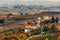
xmin=51 ymin=16 xmax=55 ymax=23
xmin=56 ymin=17 xmax=59 ymax=23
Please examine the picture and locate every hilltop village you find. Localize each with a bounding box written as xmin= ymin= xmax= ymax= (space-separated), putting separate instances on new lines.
xmin=0 ymin=12 xmax=60 ymax=40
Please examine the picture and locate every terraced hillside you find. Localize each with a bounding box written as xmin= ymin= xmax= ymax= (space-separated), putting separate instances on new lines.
xmin=26 ymin=33 xmax=60 ymax=40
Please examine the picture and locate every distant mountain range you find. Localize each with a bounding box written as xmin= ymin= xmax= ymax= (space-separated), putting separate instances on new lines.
xmin=0 ymin=4 xmax=60 ymax=13
xmin=12 ymin=5 xmax=60 ymax=12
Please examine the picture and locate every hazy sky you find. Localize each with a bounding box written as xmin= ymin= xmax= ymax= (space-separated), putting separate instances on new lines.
xmin=0 ymin=0 xmax=60 ymax=6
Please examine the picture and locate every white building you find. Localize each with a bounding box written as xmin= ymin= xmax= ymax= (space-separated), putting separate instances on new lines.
xmin=25 ymin=28 xmax=32 ymax=33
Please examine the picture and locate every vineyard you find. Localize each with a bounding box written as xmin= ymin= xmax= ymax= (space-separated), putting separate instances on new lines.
xmin=0 ymin=33 xmax=32 ymax=40
xmin=26 ymin=33 xmax=60 ymax=40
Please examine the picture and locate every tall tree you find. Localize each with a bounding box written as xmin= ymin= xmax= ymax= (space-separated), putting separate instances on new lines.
xmin=56 ymin=17 xmax=59 ymax=23
xmin=51 ymin=16 xmax=55 ymax=23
